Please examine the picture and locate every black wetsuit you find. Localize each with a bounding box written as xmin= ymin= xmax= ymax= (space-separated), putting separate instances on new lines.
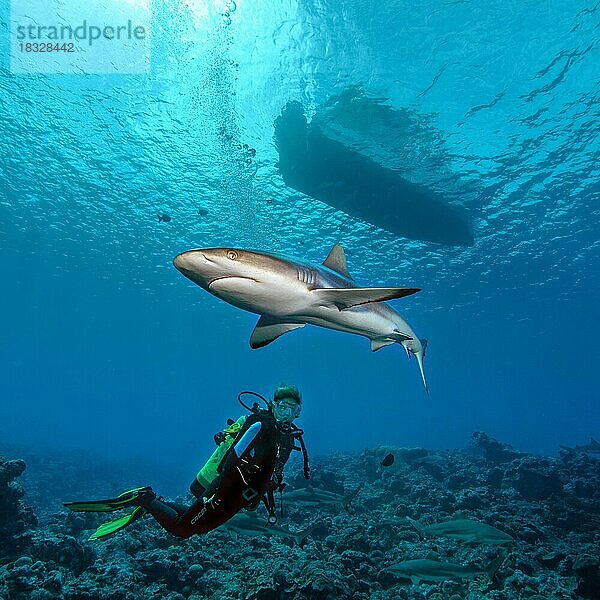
xmin=139 ymin=411 xmax=296 ymax=539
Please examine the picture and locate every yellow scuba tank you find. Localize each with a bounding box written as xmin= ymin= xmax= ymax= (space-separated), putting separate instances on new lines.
xmin=195 ymin=415 xmax=247 ymax=489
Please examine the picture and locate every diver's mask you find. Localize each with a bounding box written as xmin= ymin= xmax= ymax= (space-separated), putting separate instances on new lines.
xmin=272 ymin=398 xmax=301 ymax=424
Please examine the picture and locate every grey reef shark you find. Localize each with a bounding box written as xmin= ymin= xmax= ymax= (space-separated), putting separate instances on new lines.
xmin=219 ymin=511 xmax=315 ymax=545
xmin=283 ymin=485 xmax=363 ymax=511
xmin=406 ymin=516 xmax=514 ymax=545
xmin=385 ymin=554 xmax=505 ymax=585
xmin=560 ymin=438 xmax=600 ymax=456
xmin=173 ymin=243 xmax=429 ymax=392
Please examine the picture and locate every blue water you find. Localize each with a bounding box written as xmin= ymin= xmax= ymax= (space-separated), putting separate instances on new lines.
xmin=1 ymin=0 xmax=599 ymax=485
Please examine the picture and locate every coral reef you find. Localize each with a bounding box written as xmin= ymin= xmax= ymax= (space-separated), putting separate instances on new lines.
xmin=1 ymin=434 xmax=599 ymax=599
xmin=0 ymin=455 xmax=37 ymax=558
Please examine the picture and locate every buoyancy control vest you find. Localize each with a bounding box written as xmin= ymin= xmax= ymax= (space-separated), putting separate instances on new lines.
xmin=197 ymin=401 xmax=310 ymax=520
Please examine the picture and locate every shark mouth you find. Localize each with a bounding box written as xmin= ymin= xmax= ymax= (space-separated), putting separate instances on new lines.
xmin=208 ymin=276 xmax=258 ymax=286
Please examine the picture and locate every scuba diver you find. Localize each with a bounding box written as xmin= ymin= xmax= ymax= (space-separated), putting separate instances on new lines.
xmin=64 ymin=384 xmax=310 ymax=540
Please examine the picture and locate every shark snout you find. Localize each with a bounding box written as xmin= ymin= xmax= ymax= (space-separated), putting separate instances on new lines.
xmin=173 ymin=250 xmax=216 ymax=287
xmin=173 ymin=253 xmax=187 ymax=273
xmin=174 ymin=249 xmax=216 ymax=273
xmin=173 ymin=250 xmax=205 ymax=272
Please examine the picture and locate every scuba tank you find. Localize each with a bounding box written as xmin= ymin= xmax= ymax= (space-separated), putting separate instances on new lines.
xmin=193 ymin=391 xmax=270 ymax=490
xmin=194 ymin=415 xmax=247 ymax=490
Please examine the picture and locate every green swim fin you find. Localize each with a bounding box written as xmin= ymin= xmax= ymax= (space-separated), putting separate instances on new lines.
xmin=64 ymin=486 xmax=153 ymax=513
xmin=89 ymin=506 xmax=148 ymax=540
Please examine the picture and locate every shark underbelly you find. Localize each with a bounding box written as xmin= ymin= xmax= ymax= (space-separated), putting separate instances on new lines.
xmin=208 ymin=276 xmax=313 ymax=316
xmin=300 ymin=304 xmax=401 ymax=340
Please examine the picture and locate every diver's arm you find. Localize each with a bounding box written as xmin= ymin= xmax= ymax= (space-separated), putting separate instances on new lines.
xmin=232 ymin=422 xmax=262 ymax=458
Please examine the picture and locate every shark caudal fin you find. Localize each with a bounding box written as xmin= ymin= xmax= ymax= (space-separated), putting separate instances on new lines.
xmin=343 ymin=484 xmax=364 ymax=511
xmin=406 ymin=516 xmax=427 ymax=539
xmin=403 ymin=338 xmax=429 ymax=394
xmin=415 ymin=341 xmax=429 ymax=395
xmin=485 ymin=552 xmax=507 ymax=579
xmin=293 ymin=524 xmax=319 ymax=546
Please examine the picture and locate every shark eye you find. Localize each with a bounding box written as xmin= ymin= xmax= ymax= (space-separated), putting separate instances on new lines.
xmin=227 ymin=250 xmax=239 ymax=261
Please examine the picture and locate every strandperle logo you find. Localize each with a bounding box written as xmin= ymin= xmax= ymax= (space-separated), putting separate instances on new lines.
xmin=15 ymin=20 xmax=147 ymax=47
xmin=10 ymin=0 xmax=151 ymax=74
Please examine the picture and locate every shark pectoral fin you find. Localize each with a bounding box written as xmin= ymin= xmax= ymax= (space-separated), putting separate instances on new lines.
xmin=410 ymin=575 xmax=421 ymax=585
xmin=313 ymin=287 xmax=420 ymax=310
xmin=371 ymin=338 xmax=395 ymax=352
xmin=250 ymin=316 xmax=305 ymax=349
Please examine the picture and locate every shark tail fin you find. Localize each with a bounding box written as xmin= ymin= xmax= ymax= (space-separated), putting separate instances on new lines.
xmin=486 ymin=552 xmax=507 ymax=579
xmin=406 ymin=516 xmax=426 ymax=539
xmin=294 ymin=524 xmax=319 ymax=547
xmin=343 ymin=483 xmax=364 ymax=511
xmin=415 ymin=350 xmax=429 ymax=395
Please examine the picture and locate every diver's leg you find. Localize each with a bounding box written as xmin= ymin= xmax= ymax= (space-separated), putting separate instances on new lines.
xmin=168 ymin=476 xmax=226 ymax=533
xmin=137 ymin=495 xmax=197 ymax=539
xmin=173 ymin=496 xmax=212 ymax=530
xmin=165 ymin=501 xmax=189 ymax=514
xmin=173 ymin=495 xmax=234 ymax=536
xmin=190 ymin=478 xmax=206 ymax=499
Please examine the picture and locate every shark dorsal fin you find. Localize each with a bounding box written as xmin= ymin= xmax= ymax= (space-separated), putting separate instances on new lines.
xmin=323 ymin=244 xmax=352 ymax=279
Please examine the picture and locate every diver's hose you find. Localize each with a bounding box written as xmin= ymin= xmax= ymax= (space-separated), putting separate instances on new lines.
xmin=237 ymin=390 xmax=270 ymax=412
